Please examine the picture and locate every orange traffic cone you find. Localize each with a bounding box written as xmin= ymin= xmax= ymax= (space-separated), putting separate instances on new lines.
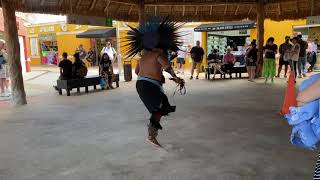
xmin=280 ymin=71 xmax=297 ymax=115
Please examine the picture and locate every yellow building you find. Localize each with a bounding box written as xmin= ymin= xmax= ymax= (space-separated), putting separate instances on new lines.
xmin=27 ymin=19 xmax=306 ymax=69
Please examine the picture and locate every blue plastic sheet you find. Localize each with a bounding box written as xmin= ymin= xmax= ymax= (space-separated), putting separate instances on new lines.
xmin=285 ymin=73 xmax=320 ymax=150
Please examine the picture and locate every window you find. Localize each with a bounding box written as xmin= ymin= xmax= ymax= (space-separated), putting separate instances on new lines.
xmin=30 ymin=37 xmax=39 ymax=56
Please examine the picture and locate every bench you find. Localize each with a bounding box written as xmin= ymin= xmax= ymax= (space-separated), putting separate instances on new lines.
xmin=56 ymin=74 xmax=120 ymax=96
xmin=205 ymin=65 xmax=247 ymax=79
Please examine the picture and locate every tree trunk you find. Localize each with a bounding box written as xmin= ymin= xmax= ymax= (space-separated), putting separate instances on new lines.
xmin=1 ymin=0 xmax=27 ymax=105
xmin=256 ymin=0 xmax=265 ymax=78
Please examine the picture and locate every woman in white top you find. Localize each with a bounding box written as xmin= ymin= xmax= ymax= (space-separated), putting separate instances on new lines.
xmin=176 ymin=46 xmax=186 ymax=74
xmin=101 ymin=40 xmax=117 ymax=76
xmin=289 ymin=37 xmax=301 ymax=80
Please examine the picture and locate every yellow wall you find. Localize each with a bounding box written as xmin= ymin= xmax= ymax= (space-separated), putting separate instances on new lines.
xmin=56 ymin=34 xmax=91 ymax=59
xmin=27 ymin=24 xmax=99 ymax=65
xmin=250 ymin=19 xmax=306 ymax=46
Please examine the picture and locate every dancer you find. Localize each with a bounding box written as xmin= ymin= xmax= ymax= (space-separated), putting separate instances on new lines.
xmin=125 ymin=17 xmax=185 ymax=147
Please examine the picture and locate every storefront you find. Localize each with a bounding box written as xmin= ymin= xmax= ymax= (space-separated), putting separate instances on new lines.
xmin=195 ymin=21 xmax=255 ymax=65
xmin=293 ymin=16 xmax=320 ymax=69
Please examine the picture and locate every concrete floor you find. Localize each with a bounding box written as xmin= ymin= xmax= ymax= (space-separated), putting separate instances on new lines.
xmin=0 ymin=76 xmax=317 ymax=180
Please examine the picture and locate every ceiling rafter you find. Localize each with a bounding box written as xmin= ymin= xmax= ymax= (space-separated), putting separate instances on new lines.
xmin=89 ymin=0 xmax=97 ymax=11
xmin=104 ymin=0 xmax=111 ymax=13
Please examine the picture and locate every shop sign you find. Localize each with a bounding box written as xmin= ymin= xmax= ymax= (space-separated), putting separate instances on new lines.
xmin=307 ymin=16 xmax=320 ymax=25
xmin=194 ymin=21 xmax=255 ymax=32
xmin=39 ymin=33 xmax=57 ymax=41
xmin=67 ymin=15 xmax=114 ymax=27
xmin=40 ymin=26 xmax=55 ymax=33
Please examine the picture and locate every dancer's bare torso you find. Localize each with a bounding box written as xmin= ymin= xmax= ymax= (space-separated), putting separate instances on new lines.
xmin=135 ymin=49 xmax=170 ymax=81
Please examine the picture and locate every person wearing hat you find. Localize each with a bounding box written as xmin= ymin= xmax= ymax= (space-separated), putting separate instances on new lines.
xmin=277 ymin=36 xmax=292 ymax=78
xmin=289 ymin=37 xmax=301 ymax=80
xmin=245 ymin=40 xmax=258 ymax=82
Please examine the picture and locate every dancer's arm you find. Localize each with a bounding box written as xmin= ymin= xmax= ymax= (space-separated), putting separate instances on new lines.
xmin=135 ymin=62 xmax=140 ymax=75
xmin=297 ymin=79 xmax=320 ymax=106
xmin=157 ymin=55 xmax=183 ymax=83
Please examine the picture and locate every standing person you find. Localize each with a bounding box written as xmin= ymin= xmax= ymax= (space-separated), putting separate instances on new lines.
xmin=125 ymin=17 xmax=184 ymax=147
xmin=223 ymin=48 xmax=236 ymax=78
xmin=101 ymin=40 xmax=117 ymax=74
xmin=289 ymin=37 xmax=300 ymax=80
xmin=277 ymin=36 xmax=292 ymax=78
xmin=307 ymin=39 xmax=318 ymax=72
xmin=297 ymin=34 xmax=308 ymax=78
xmin=76 ymin=44 xmax=87 ymax=62
xmin=99 ymin=53 xmax=114 ymax=89
xmin=0 ymin=40 xmax=8 ymax=97
xmin=86 ymin=48 xmax=96 ymax=66
xmin=190 ymin=40 xmax=204 ymax=80
xmin=58 ymin=52 xmax=73 ymax=80
xmin=262 ymin=37 xmax=278 ymax=83
xmin=246 ymin=40 xmax=258 ymax=82
xmin=176 ymin=46 xmax=186 ymax=74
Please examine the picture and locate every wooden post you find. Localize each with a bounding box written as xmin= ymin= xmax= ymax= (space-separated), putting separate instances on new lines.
xmin=256 ymin=0 xmax=265 ymax=77
xmin=138 ymin=0 xmax=145 ymax=23
xmin=1 ymin=0 xmax=27 ymax=105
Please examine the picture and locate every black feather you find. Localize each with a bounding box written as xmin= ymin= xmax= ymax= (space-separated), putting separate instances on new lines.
xmin=124 ymin=16 xmax=184 ymax=58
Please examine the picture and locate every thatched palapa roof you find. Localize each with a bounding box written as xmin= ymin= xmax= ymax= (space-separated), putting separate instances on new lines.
xmin=8 ymin=0 xmax=320 ymax=22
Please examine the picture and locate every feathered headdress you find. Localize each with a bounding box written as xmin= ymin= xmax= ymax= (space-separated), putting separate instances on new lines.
xmin=124 ymin=16 xmax=184 ymax=58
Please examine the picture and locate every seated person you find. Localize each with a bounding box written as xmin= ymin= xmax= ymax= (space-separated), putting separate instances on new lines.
xmin=207 ymin=49 xmax=220 ymax=64
xmin=222 ymin=48 xmax=236 ymax=78
xmin=58 ymin=52 xmax=73 ymax=80
xmin=73 ymin=52 xmax=88 ymax=79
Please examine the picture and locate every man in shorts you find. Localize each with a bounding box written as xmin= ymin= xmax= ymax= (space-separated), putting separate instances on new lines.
xmin=176 ymin=46 xmax=186 ymax=74
xmin=277 ymin=36 xmax=292 ymax=78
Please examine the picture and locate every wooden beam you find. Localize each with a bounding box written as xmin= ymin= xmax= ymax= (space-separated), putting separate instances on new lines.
xmin=235 ymin=4 xmax=240 ymax=15
xmin=195 ymin=6 xmax=198 ymax=15
xmin=247 ymin=5 xmax=253 ymax=16
xmin=1 ymin=0 xmax=27 ymax=105
xmin=89 ymin=0 xmax=97 ymax=11
xmin=154 ymin=6 xmax=157 ymax=16
xmin=311 ymin=0 xmax=315 ymax=16
xmin=40 ymin=0 xmax=45 ymax=6
xmin=58 ymin=0 xmax=64 ymax=8
xmin=256 ymin=0 xmax=265 ymax=78
xmin=104 ymin=0 xmax=111 ymax=13
xmin=70 ymin=0 xmax=73 ymax=14
xmin=210 ymin=5 xmax=213 ymax=15
xmin=144 ymin=1 xmax=252 ymax=6
xmin=296 ymin=1 xmax=299 ymax=13
xmin=224 ymin=5 xmax=227 ymax=15
xmin=138 ymin=0 xmax=145 ymax=23
xmin=278 ymin=3 xmax=281 ymax=16
xmin=128 ymin=4 xmax=133 ymax=15
xmin=182 ymin=5 xmax=185 ymax=16
xmin=76 ymin=0 xmax=82 ymax=10
xmin=22 ymin=0 xmax=26 ymax=4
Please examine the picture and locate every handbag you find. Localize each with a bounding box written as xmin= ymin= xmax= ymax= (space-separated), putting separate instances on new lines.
xmin=100 ymin=78 xmax=106 ymax=87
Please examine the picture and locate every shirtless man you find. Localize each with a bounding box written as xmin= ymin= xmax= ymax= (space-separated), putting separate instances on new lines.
xmin=136 ymin=49 xmax=183 ymax=146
